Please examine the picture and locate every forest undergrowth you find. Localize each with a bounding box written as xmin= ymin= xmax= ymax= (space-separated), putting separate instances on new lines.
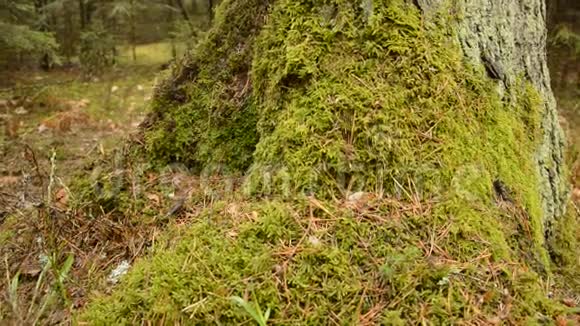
xmin=0 ymin=1 xmax=579 ymax=324
xmin=0 ymin=44 xmax=175 ymax=323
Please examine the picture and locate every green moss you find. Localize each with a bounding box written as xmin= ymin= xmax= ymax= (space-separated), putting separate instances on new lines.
xmin=143 ymin=0 xmax=269 ymax=172
xmin=247 ymin=0 xmax=539 ymax=199
xmin=0 ymin=214 xmax=18 ymax=246
xmin=79 ymin=0 xmax=580 ymax=324
xmin=81 ymin=199 xmax=566 ymax=324
xmin=548 ymin=203 xmax=580 ymax=297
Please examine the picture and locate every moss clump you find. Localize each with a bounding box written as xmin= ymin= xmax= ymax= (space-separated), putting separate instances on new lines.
xmin=81 ymin=199 xmax=574 ymax=324
xmin=248 ymin=1 xmax=542 ymax=200
xmin=143 ymin=0 xmax=269 ymax=171
xmin=80 ymin=0 xmax=580 ymax=324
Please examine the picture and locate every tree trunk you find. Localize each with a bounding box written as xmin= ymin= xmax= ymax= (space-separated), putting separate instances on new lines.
xmin=130 ymin=0 xmax=137 ymax=63
xmin=79 ymin=0 xmax=86 ymax=30
xmin=208 ymin=0 xmax=214 ymax=23
xmin=63 ymin=2 xmax=75 ymax=63
xmin=418 ymin=0 xmax=568 ymax=260
xmin=79 ymin=0 xmax=95 ymax=31
xmin=152 ymin=0 xmax=568 ymax=239
xmin=173 ymin=0 xmax=195 ymax=33
xmin=84 ymin=0 xmax=578 ymax=323
xmin=34 ymin=0 xmax=51 ymax=70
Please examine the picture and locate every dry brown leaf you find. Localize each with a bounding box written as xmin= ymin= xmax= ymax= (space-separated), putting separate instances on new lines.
xmin=573 ymin=188 xmax=580 ymax=202
xmin=563 ymin=297 xmax=577 ymax=308
xmin=20 ymin=256 xmax=41 ymax=277
xmin=146 ymin=193 xmax=161 ymax=205
xmin=0 ymin=176 xmax=19 ymax=187
xmin=55 ymin=188 xmax=69 ymax=208
xmin=555 ymin=316 xmax=568 ymax=326
xmin=482 ymin=290 xmax=495 ymax=304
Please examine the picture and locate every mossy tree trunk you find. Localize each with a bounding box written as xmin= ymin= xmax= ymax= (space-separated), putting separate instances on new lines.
xmin=149 ymin=0 xmax=567 ymax=245
xmin=419 ymin=0 xmax=568 ymax=250
xmin=89 ymin=1 xmax=578 ymax=323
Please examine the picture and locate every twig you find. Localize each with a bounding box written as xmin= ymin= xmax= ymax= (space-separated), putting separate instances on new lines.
xmin=22 ymin=144 xmax=45 ymax=197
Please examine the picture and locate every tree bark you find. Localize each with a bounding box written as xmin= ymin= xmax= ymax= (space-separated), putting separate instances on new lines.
xmin=416 ymin=0 xmax=568 ymax=239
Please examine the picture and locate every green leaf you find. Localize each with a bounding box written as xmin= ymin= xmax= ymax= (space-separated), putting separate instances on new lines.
xmin=229 ymin=296 xmax=270 ymax=326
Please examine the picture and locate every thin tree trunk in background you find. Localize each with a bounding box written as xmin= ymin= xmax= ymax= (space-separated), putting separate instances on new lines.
xmin=79 ymin=0 xmax=95 ymax=30
xmin=109 ymin=14 xmax=118 ymax=65
xmin=166 ymin=0 xmax=177 ymax=58
xmin=208 ymin=0 xmax=214 ymax=23
xmin=174 ymin=0 xmax=194 ymax=33
xmin=34 ymin=0 xmax=51 ymax=70
xmin=79 ymin=0 xmax=86 ymax=30
xmin=130 ymin=0 xmax=137 ymax=63
xmin=64 ymin=3 xmax=74 ymax=63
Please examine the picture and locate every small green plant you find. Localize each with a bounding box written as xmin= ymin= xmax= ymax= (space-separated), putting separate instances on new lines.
xmin=79 ymin=22 xmax=116 ymax=77
xmin=7 ymin=269 xmax=20 ymax=317
xmin=50 ymin=253 xmax=75 ymax=306
xmin=4 ymin=254 xmax=74 ymax=324
xmin=230 ymin=296 xmax=271 ymax=326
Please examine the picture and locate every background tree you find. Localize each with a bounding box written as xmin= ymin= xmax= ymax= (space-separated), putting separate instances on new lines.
xmin=0 ymin=0 xmax=219 ymax=71
xmin=0 ymin=0 xmax=59 ymax=68
xmin=548 ymin=0 xmax=580 ymax=87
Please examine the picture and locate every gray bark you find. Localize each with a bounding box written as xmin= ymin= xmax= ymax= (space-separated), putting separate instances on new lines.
xmin=419 ymin=0 xmax=568 ymax=238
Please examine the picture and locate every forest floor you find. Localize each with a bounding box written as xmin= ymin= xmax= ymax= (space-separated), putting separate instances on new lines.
xmin=0 ymin=43 xmax=181 ymax=323
xmin=0 ymin=51 xmax=163 ymax=211
xmin=0 ymin=43 xmax=580 ymax=323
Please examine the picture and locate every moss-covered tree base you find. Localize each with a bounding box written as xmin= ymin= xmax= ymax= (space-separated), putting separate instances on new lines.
xmin=81 ymin=197 xmax=579 ymax=324
xmin=79 ymin=0 xmax=580 ymax=324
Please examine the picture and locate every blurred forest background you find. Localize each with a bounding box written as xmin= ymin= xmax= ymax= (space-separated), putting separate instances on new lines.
xmin=0 ymin=0 xmax=219 ymax=72
xmin=0 ymin=0 xmax=222 ymax=201
xmin=548 ymin=0 xmax=580 ymax=197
